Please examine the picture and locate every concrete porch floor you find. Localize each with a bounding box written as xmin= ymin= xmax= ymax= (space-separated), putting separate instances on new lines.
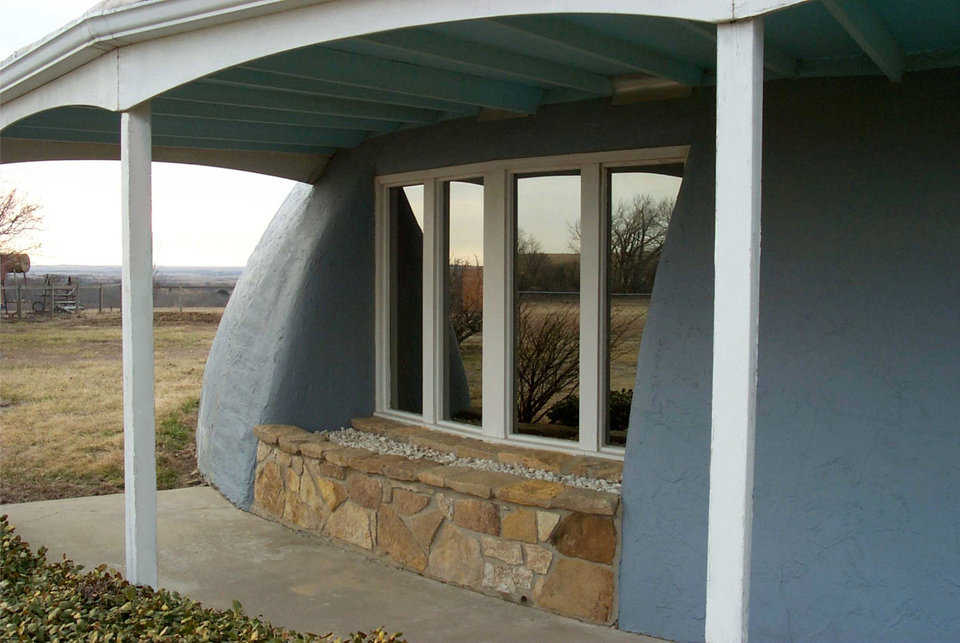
xmin=1 ymin=486 xmax=660 ymax=642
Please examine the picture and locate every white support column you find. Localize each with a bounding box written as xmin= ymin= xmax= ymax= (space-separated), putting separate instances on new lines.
xmin=706 ymin=18 xmax=764 ymax=643
xmin=482 ymin=169 xmax=511 ymax=439
xmin=579 ymin=163 xmax=604 ymax=452
xmin=120 ymin=101 xmax=158 ymax=589
xmin=421 ymin=177 xmax=441 ymax=423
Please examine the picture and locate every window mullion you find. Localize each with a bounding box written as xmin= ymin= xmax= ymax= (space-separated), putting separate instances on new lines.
xmin=421 ymin=178 xmax=441 ymax=424
xmin=579 ymin=163 xmax=604 ymax=452
xmin=482 ymin=168 xmax=511 ymax=439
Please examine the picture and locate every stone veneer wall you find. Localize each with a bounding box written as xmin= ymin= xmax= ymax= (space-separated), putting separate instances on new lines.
xmin=252 ymin=423 xmax=622 ymax=625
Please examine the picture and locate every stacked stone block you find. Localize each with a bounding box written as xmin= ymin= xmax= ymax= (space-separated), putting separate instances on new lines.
xmin=251 ymin=422 xmax=622 ymax=624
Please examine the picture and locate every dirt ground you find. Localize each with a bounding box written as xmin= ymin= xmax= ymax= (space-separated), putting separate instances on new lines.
xmin=0 ymin=310 xmax=220 ymax=503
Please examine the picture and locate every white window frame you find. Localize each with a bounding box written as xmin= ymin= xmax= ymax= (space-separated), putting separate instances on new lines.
xmin=374 ymin=145 xmax=689 ymax=458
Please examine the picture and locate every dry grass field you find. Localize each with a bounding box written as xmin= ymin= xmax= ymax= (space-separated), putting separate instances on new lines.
xmin=0 ymin=310 xmax=220 ymax=504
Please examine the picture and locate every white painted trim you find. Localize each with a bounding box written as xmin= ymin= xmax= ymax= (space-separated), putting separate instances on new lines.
xmin=120 ymin=101 xmax=158 ymax=589
xmin=421 ymin=177 xmax=441 ymax=424
xmin=5 ymin=0 xmax=801 ymax=113
xmin=378 ymin=146 xmax=689 ymax=186
xmin=375 ymin=410 xmax=624 ymax=461
xmin=578 ymin=162 xmax=604 ymax=452
xmin=376 ymin=146 xmax=688 ymax=458
xmin=373 ymin=180 xmax=387 ymax=412
xmin=705 ymin=17 xmax=764 ymax=643
xmin=482 ymin=168 xmax=512 ymax=440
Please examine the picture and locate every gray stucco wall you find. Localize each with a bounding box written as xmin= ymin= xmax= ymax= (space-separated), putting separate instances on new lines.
xmin=198 ymin=69 xmax=959 ymax=641
xmin=621 ymin=70 xmax=960 ymax=642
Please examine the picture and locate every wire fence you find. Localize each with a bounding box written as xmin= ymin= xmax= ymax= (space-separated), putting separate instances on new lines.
xmin=0 ymin=283 xmax=235 ymax=318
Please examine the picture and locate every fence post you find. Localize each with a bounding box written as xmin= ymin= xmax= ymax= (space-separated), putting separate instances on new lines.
xmin=178 ymin=285 xmax=183 ymax=313
xmin=17 ymin=285 xmax=23 ymax=319
xmin=99 ymin=284 xmax=104 ymax=313
xmin=51 ymin=284 xmax=56 ymax=318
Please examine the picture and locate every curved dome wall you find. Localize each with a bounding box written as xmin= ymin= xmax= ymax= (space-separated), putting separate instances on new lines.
xmin=198 ymin=70 xmax=960 ymax=642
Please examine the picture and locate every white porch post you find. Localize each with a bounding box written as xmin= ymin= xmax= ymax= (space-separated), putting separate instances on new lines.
xmin=705 ymin=17 xmax=764 ymax=643
xmin=120 ymin=101 xmax=158 ymax=588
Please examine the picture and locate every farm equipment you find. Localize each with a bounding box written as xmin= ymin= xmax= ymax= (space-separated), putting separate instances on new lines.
xmin=32 ymin=275 xmax=84 ymax=314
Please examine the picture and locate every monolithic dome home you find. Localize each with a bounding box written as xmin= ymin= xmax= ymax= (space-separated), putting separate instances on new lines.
xmin=2 ymin=1 xmax=958 ymax=640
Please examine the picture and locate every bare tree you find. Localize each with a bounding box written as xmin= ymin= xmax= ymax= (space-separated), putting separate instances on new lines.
xmin=0 ymin=189 xmax=42 ymax=253
xmin=569 ymin=195 xmax=674 ymax=293
xmin=516 ymin=230 xmax=549 ymax=291
xmin=448 ymin=256 xmax=483 ymax=344
xmin=609 ymin=195 xmax=673 ymax=293
xmin=514 ymin=301 xmax=641 ymax=424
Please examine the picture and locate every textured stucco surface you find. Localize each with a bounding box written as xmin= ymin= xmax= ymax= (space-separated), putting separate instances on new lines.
xmin=199 ymin=70 xmax=959 ymax=641
xmin=621 ymin=71 xmax=960 ymax=642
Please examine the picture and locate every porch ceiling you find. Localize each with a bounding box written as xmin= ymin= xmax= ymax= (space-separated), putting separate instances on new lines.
xmin=1 ymin=2 xmax=958 ymax=179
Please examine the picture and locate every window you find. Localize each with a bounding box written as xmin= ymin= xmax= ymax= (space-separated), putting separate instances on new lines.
xmin=387 ymin=185 xmax=423 ymax=415
xmin=376 ymin=147 xmax=687 ymax=456
xmin=514 ymin=173 xmax=581 ymax=441
xmin=443 ymin=179 xmax=484 ymax=425
xmin=605 ymin=169 xmax=683 ymax=446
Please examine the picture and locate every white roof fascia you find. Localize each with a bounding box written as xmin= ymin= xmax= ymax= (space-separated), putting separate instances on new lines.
xmin=1 ymin=0 xmax=814 ymax=129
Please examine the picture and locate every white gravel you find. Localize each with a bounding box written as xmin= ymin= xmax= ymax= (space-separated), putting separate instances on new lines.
xmin=324 ymin=427 xmax=621 ymax=494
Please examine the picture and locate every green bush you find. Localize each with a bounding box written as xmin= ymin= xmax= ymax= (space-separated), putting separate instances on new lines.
xmin=0 ymin=515 xmax=406 ymax=642
xmin=545 ymin=389 xmax=634 ymax=431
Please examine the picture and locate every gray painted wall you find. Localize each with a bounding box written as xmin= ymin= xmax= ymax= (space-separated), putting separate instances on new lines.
xmin=621 ymin=71 xmax=960 ymax=642
xmin=198 ymin=70 xmax=959 ymax=641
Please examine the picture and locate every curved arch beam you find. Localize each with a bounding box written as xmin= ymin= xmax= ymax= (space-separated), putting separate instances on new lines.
xmin=2 ymin=0 xmax=813 ymax=130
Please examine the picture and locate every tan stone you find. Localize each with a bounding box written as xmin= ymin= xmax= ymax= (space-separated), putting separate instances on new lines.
xmin=277 ymin=433 xmax=315 ymax=455
xmin=417 ymin=465 xmax=473 ymax=489
xmin=445 ymin=470 xmax=521 ymax=499
xmin=436 ymin=493 xmax=455 ymax=517
xmin=522 ymin=544 xmax=552 ymax=574
xmin=501 ymin=509 xmax=538 ymax=543
xmin=351 ymin=416 xmax=424 ymax=441
xmin=380 ymin=457 xmax=434 ymax=482
xmin=392 ymin=488 xmax=430 ymax=515
xmin=298 ymin=434 xmax=332 ymax=459
xmin=347 ymin=473 xmax=381 ymax=510
xmin=552 ymin=487 xmax=619 ymax=516
xmin=496 ymin=479 xmax=565 ymax=508
xmin=324 ymin=447 xmax=374 ymax=468
xmin=537 ymin=511 xmax=561 ymax=542
xmin=483 ymin=561 xmax=534 ymax=595
xmin=253 ymin=424 xmax=307 ymax=445
xmin=377 ymin=506 xmax=427 ymax=571
xmin=253 ymin=460 xmax=284 ymax=517
xmin=427 ymin=524 xmax=482 ymax=587
xmin=351 ymin=453 xmax=403 ymax=475
xmin=282 ymin=483 xmax=302 ymax=524
xmin=324 ymin=501 xmax=375 ymax=550
xmin=551 ymin=513 xmax=617 ymax=564
xmin=497 ymin=449 xmax=573 ymax=474
xmin=256 ymin=442 xmax=274 ymax=462
xmin=409 ymin=432 xmax=465 ymax=454
xmin=535 ymin=558 xmax=614 ymax=623
xmin=451 ymin=438 xmax=499 ymax=461
xmin=409 ymin=509 xmax=445 ymax=549
xmin=288 ymin=493 xmax=322 ymax=531
xmin=274 ymin=451 xmax=292 ymax=470
xmin=315 ymin=478 xmax=347 ymax=512
xmin=480 ymin=536 xmax=522 ymax=564
xmin=559 ymin=456 xmax=623 ymax=483
xmin=289 ymin=455 xmax=304 ymax=476
xmin=453 ymin=499 xmax=500 ymax=535
xmin=315 ymin=461 xmax=347 ymax=480
xmin=283 ymin=466 xmax=301 ymax=495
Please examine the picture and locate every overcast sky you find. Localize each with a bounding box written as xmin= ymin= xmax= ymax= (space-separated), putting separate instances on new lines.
xmin=0 ymin=1 xmax=295 ymax=267
xmin=1 ymin=2 xmax=681 ymax=267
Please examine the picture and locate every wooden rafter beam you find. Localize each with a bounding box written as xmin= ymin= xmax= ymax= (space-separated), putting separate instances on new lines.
xmin=485 ymin=16 xmax=704 ymax=87
xmin=243 ymin=46 xmax=543 ymax=113
xmin=356 ymin=30 xmax=613 ymax=95
xmin=821 ymin=0 xmax=904 ymax=81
